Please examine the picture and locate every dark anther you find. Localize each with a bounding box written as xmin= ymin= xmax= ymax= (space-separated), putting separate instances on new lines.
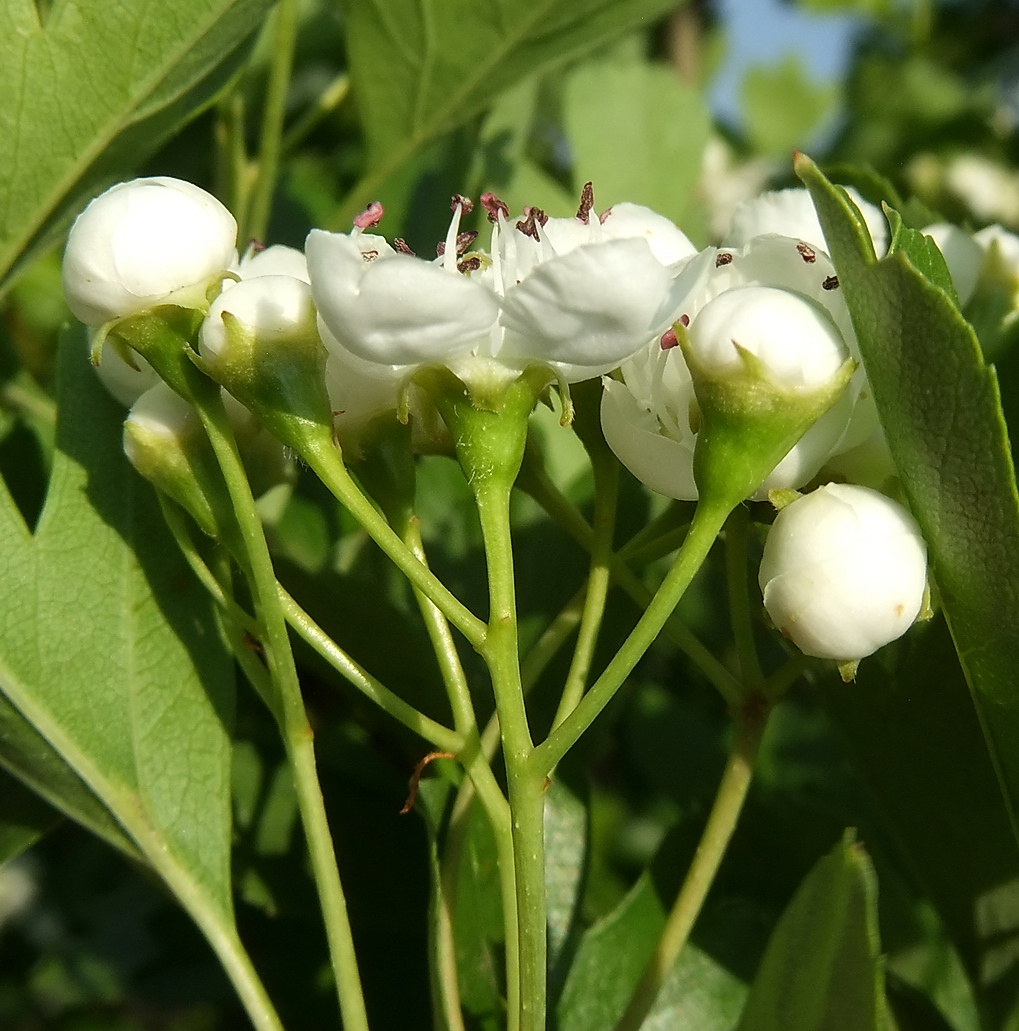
xmin=660 ymin=328 xmax=679 ymax=350
xmin=248 ymin=238 xmax=266 ymax=253
xmin=242 ymin=633 xmax=265 ymax=658
xmin=576 ymin=181 xmax=595 ymax=224
xmin=353 ymin=201 xmax=385 ymax=229
xmin=394 ymin=238 xmax=415 ymax=255
xmin=822 ymin=275 xmax=839 ymax=290
xmin=361 ymin=249 xmax=380 ymax=262
xmin=516 ymin=207 xmax=546 ymax=240
xmin=451 ymin=194 xmax=474 ymax=214
xmin=456 ymin=230 xmax=477 ymax=256
xmin=715 ymin=252 xmax=733 ymax=267
xmin=480 ymin=192 xmax=510 ymax=223
xmin=796 ymin=242 xmax=817 ymax=263
xmin=678 ymin=313 xmax=690 ymax=327
xmin=458 ymin=256 xmax=482 ymax=273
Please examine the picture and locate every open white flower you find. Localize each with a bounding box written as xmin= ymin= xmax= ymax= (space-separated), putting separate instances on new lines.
xmin=63 ymin=176 xmax=237 ymax=328
xmin=759 ymin=483 xmax=927 ymax=661
xmin=724 ymin=186 xmax=889 ymax=257
xmin=602 ymin=236 xmax=875 ymax=501
xmin=307 ymin=190 xmax=693 ymax=392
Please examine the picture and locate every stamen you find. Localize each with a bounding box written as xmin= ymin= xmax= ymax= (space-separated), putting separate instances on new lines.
xmin=599 ymin=207 xmax=612 ymax=224
xmin=451 ymin=194 xmax=474 ymax=215
xmin=361 ymin=249 xmax=380 ymax=263
xmin=442 ymin=199 xmax=465 ymax=273
xmin=353 ymin=201 xmax=385 ymax=230
xmin=678 ymin=314 xmax=690 ymax=327
xmin=247 ymin=238 xmax=266 ymax=253
xmin=394 ymin=238 xmax=415 ymax=255
xmin=660 ymin=328 xmax=679 ymax=350
xmin=796 ymin=242 xmax=817 ymax=263
xmin=822 ymin=275 xmax=839 ymax=290
xmin=456 ymin=230 xmax=477 ymax=256
xmin=516 ymin=207 xmax=547 ymax=240
xmin=576 ymin=181 xmax=595 ymax=224
xmin=480 ymin=192 xmax=509 ymax=223
xmin=458 ymin=256 xmax=482 ymax=273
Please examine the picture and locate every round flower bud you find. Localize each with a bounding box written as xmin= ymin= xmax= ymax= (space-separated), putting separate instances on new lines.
xmin=200 ymin=274 xmax=316 ymax=359
xmin=759 ymin=483 xmax=927 ymax=661
xmin=687 ymin=286 xmax=848 ymax=389
xmin=63 ymin=177 xmax=237 ymax=327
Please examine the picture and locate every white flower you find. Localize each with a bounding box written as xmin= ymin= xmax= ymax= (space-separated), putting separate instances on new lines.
xmin=602 ymin=236 xmax=875 ymax=501
xmin=724 ymin=186 xmax=889 ymax=257
xmin=307 ymin=191 xmax=693 ymax=390
xmin=63 ymin=177 xmax=237 ymax=327
xmin=758 ymin=483 xmax=927 ymax=661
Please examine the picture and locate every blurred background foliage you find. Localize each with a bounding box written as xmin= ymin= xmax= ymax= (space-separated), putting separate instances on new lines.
xmin=2 ymin=0 xmax=1019 ymax=1028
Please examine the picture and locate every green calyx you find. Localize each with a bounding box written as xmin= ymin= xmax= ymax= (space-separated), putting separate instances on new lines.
xmin=416 ymin=364 xmax=557 ymax=497
xmin=191 ymin=308 xmax=335 ymax=457
xmin=679 ymin=327 xmax=856 ymax=512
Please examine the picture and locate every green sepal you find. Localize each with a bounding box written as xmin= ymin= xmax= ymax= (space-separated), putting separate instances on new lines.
xmin=767 ymin=488 xmax=802 ymax=512
xmin=679 ymin=324 xmax=856 ymax=512
xmin=416 ymin=363 xmax=556 ymax=497
xmin=189 ymin=309 xmax=335 ymax=457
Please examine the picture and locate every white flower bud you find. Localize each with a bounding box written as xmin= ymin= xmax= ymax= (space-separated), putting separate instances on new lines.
xmin=686 ymin=286 xmax=848 ymax=389
xmin=237 ymin=244 xmax=310 ymax=283
xmin=973 ymin=224 xmax=1019 ymax=276
xmin=200 ymin=275 xmax=316 ymax=358
xmin=63 ymin=177 xmax=237 ymax=327
xmin=759 ymin=483 xmax=927 ymax=661
xmin=93 ymin=344 xmax=160 ymax=407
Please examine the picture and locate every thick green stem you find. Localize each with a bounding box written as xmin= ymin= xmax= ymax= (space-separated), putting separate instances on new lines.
xmin=615 ymin=701 xmax=770 ymax=1031
xmin=245 ymin=0 xmax=299 ymax=242
xmin=534 ymin=498 xmax=733 ymax=776
xmin=474 ymin=479 xmax=546 ymax=1031
xmin=192 ymin=391 xmax=370 ymax=1031
xmin=302 ymin=437 xmax=487 ymax=650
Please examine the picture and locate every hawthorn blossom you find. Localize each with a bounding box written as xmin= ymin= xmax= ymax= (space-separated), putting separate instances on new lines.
xmin=306 ymin=189 xmax=694 ymax=394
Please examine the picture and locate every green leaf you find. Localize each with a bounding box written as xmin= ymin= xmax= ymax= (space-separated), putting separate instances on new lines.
xmin=825 ymin=618 xmax=1019 ymax=1024
xmin=798 ymin=156 xmax=1019 ymax=850
xmin=0 ymin=331 xmax=250 ymax=984
xmin=338 ymin=0 xmax=682 ymax=225
xmin=735 ymin=834 xmax=889 ymax=1031
xmin=562 ymin=59 xmax=712 ymax=228
xmin=0 ymin=0 xmax=274 ymax=288
xmin=557 ymin=870 xmax=746 ymax=1031
xmin=742 ymin=56 xmax=838 ymax=157
xmin=884 ymin=206 xmax=958 ymax=304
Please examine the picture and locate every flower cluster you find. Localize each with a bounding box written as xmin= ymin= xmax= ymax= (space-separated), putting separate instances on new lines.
xmin=62 ymin=176 xmax=939 ymax=664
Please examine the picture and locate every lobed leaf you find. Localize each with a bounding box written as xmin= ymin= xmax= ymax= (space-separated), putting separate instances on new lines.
xmin=798 ymin=155 xmax=1019 ymax=851
xmin=0 ymin=330 xmax=239 ymax=953
xmin=338 ymin=0 xmax=682 ymax=226
xmin=0 ymin=0 xmax=274 ymax=289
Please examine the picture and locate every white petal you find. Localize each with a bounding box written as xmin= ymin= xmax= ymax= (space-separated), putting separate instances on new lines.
xmin=499 ymin=238 xmax=670 ymax=368
xmin=239 ymin=244 xmax=310 ymax=283
xmin=306 ymin=229 xmax=499 ymax=365
xmin=724 ymin=186 xmax=888 ymax=257
xmin=599 ymin=203 xmax=698 ymax=265
xmin=600 ymin=378 xmax=698 ymax=500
